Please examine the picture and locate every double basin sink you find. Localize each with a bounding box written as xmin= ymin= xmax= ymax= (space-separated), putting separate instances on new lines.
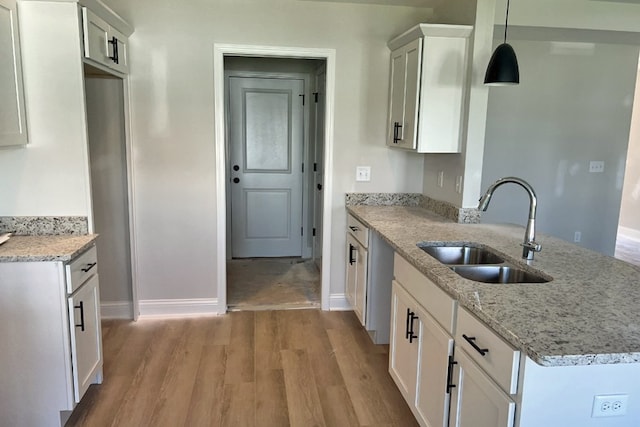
xmin=417 ymin=243 xmax=551 ymax=284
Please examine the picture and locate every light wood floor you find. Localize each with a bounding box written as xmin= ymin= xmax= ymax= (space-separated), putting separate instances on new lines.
xmin=65 ymin=310 xmax=417 ymax=427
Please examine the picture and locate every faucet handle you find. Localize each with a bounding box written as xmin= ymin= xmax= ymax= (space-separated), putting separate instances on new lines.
xmin=521 ymin=241 xmax=542 ymax=252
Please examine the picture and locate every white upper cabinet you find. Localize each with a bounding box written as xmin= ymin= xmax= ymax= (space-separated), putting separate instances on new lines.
xmin=386 ymin=24 xmax=472 ymax=153
xmin=0 ymin=0 xmax=28 ymax=147
xmin=82 ymin=5 xmax=130 ymax=74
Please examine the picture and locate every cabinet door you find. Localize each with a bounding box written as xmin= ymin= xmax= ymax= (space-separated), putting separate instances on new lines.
xmin=346 ymin=234 xmax=366 ymax=325
xmin=0 ymin=0 xmax=28 ymax=147
xmin=389 ymin=280 xmax=419 ymax=401
xmin=415 ymin=305 xmax=454 ymax=427
xmin=449 ymin=349 xmax=515 ymax=427
xmin=82 ymin=7 xmax=111 ymax=69
xmin=68 ymin=274 xmax=103 ymax=403
xmin=386 ymin=38 xmax=422 ymax=150
xmin=108 ymin=26 xmax=128 ymax=74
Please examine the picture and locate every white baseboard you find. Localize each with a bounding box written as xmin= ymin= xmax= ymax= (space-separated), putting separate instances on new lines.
xmin=138 ymin=298 xmax=222 ymax=318
xmin=618 ymin=226 xmax=640 ymax=242
xmin=101 ymin=301 xmax=133 ymax=319
xmin=329 ymin=293 xmax=351 ymax=311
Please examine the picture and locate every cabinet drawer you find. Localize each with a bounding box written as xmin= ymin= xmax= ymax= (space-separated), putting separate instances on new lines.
xmin=347 ymin=214 xmax=369 ymax=248
xmin=66 ymin=246 xmax=98 ymax=294
xmin=393 ymin=253 xmax=456 ymax=335
xmin=456 ymin=307 xmax=520 ymax=395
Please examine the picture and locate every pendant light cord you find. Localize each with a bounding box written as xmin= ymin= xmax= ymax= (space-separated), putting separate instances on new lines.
xmin=504 ymin=0 xmax=510 ymax=43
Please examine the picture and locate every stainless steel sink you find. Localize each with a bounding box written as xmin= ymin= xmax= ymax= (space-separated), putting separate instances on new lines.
xmin=417 ymin=244 xmax=504 ymax=265
xmin=450 ymin=265 xmax=550 ymax=284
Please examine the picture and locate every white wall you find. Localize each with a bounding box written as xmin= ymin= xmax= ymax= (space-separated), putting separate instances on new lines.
xmin=102 ymin=0 xmax=429 ymax=301
xmin=482 ymin=38 xmax=639 ymax=255
xmin=619 ymin=67 xmax=640 ymax=235
xmin=0 ymin=2 xmax=91 ymax=217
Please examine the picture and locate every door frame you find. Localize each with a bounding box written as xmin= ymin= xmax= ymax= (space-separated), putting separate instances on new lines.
xmin=213 ymin=44 xmax=336 ymax=312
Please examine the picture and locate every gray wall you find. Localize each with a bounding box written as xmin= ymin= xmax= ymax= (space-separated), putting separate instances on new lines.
xmin=482 ymin=37 xmax=639 ymax=255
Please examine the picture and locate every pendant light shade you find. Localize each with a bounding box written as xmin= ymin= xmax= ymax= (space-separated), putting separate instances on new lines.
xmin=484 ymin=0 xmax=519 ymax=86
xmin=484 ymin=43 xmax=519 ymax=85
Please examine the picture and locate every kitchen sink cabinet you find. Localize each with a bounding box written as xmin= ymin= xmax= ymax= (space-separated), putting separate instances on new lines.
xmin=386 ymin=24 xmax=472 ymax=153
xmin=0 ymin=245 xmax=103 ymax=427
xmin=345 ymin=213 xmax=394 ymax=344
xmin=390 ymin=253 xmax=456 ymax=427
xmin=0 ymin=0 xmax=28 ymax=147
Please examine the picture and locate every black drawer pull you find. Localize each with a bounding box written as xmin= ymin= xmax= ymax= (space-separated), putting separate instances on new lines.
xmin=74 ymin=301 xmax=85 ymax=332
xmin=446 ymin=355 xmax=458 ymax=393
xmin=108 ymin=36 xmax=119 ymax=64
xmin=81 ymin=262 xmax=97 ymax=273
xmin=393 ymin=121 xmax=402 ymax=144
xmin=348 ymin=226 xmax=359 ymax=232
xmin=348 ymin=244 xmax=356 ymax=265
xmin=406 ymin=309 xmax=418 ymax=343
xmin=462 ymin=334 xmax=489 ymax=356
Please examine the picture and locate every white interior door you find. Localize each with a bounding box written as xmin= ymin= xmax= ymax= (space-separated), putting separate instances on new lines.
xmin=229 ymin=76 xmax=305 ymax=258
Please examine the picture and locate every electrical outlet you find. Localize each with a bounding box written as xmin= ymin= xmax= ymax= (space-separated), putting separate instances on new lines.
xmin=455 ymin=176 xmax=463 ymax=194
xmin=356 ymin=166 xmax=371 ymax=182
xmin=589 ymin=161 xmax=605 ymax=173
xmin=437 ymin=171 xmax=444 ymax=188
xmin=592 ymin=394 xmax=628 ymax=418
xmin=574 ymin=231 xmax=581 ymax=243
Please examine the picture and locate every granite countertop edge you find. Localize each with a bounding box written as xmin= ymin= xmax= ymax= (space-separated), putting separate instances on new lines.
xmin=0 ymin=235 xmax=99 ymax=262
xmin=347 ymin=205 xmax=640 ymax=367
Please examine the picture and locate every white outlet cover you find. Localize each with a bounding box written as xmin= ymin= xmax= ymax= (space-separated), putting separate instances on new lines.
xmin=592 ymin=394 xmax=628 ymax=417
xmin=356 ymin=166 xmax=371 ymax=182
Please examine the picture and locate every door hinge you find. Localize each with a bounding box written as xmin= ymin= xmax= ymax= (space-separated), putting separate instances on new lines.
xmin=313 ymin=163 xmax=317 ymax=172
xmin=302 ymin=163 xmax=304 ymax=173
xmin=312 ymin=228 xmax=316 ymax=237
xmin=299 ymin=94 xmax=305 ymax=105
xmin=313 ymin=92 xmax=319 ymax=103
xmin=301 ymin=227 xmax=304 ymax=236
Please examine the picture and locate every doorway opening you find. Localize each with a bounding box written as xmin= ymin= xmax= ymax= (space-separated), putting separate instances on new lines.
xmin=616 ymin=54 xmax=640 ymax=267
xmin=213 ymin=45 xmax=336 ymax=313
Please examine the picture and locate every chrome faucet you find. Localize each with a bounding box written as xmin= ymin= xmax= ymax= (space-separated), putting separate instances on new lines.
xmin=478 ymin=177 xmax=542 ymax=260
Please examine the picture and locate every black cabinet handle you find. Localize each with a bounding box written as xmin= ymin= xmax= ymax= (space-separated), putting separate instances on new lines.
xmin=393 ymin=121 xmax=402 ymax=144
xmin=462 ymin=334 xmax=489 ymax=356
xmin=446 ymin=355 xmax=458 ymax=393
xmin=108 ymin=36 xmax=119 ymax=64
xmin=348 ymin=226 xmax=359 ymax=232
xmin=348 ymin=244 xmax=356 ymax=265
xmin=74 ymin=301 xmax=85 ymax=332
xmin=81 ymin=262 xmax=97 ymax=273
xmin=405 ymin=308 xmax=418 ymax=343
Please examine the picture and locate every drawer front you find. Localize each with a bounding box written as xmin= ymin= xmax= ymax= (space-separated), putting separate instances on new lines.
xmin=456 ymin=307 xmax=520 ymax=395
xmin=66 ymin=246 xmax=98 ymax=294
xmin=347 ymin=214 xmax=369 ymax=248
xmin=393 ymin=253 xmax=456 ymax=335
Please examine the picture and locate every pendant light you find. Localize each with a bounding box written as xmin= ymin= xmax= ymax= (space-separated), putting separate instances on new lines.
xmin=484 ymin=0 xmax=519 ymax=85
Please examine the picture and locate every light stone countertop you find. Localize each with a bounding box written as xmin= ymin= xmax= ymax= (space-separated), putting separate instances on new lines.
xmin=347 ymin=205 xmax=640 ymax=367
xmin=0 ymin=235 xmax=98 ymax=262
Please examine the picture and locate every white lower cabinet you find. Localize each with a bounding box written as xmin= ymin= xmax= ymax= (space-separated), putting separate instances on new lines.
xmin=0 ymin=245 xmax=103 ymax=427
xmin=390 ymin=254 xmax=456 ymax=427
xmin=448 ymin=349 xmax=516 ymax=427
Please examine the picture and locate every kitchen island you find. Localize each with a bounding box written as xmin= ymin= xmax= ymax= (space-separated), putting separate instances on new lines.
xmin=348 ymin=204 xmax=640 ymax=426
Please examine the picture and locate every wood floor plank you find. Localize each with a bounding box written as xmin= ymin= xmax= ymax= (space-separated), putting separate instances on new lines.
xmin=281 ymin=348 xmax=326 ymax=427
xmin=255 ymin=369 xmax=290 ymax=427
xmin=276 ymin=309 xmax=309 ymax=350
xmin=255 ymin=310 xmax=282 ymax=372
xmin=220 ymin=382 xmax=256 ymax=427
xmin=184 ymin=344 xmax=227 ymax=427
xmin=224 ymin=311 xmax=255 ymax=384
xmin=301 ymin=309 xmax=345 ymax=387
xmin=318 ymin=385 xmax=360 ymax=427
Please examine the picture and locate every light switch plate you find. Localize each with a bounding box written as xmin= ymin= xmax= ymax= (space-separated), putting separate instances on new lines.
xmin=356 ymin=166 xmax=371 ymax=182
xmin=589 ymin=161 xmax=604 ymax=173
